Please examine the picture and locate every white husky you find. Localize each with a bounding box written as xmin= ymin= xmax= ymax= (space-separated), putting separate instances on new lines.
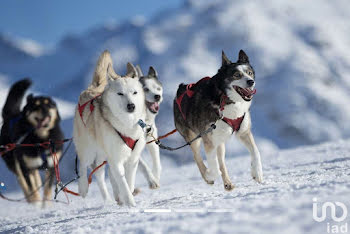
xmin=73 ymin=51 xmax=146 ymax=206
xmin=135 ymin=65 xmax=163 ymax=190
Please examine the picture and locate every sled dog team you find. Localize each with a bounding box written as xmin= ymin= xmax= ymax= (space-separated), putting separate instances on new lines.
xmin=1 ymin=49 xmax=263 ymax=206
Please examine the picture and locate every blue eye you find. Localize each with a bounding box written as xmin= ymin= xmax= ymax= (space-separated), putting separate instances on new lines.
xmin=117 ymin=92 xmax=123 ymax=96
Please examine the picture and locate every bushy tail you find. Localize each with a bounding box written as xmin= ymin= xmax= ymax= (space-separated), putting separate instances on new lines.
xmin=2 ymin=78 xmax=31 ymax=121
xmin=91 ymin=50 xmax=119 ymax=88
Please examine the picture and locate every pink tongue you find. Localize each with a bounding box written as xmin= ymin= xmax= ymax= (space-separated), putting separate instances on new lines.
xmin=242 ymin=88 xmax=257 ymax=96
xmin=38 ymin=116 xmax=50 ymax=128
xmin=151 ymin=103 xmax=159 ymax=112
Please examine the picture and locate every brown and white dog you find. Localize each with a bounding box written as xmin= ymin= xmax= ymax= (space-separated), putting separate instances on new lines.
xmin=0 ymin=79 xmax=63 ymax=206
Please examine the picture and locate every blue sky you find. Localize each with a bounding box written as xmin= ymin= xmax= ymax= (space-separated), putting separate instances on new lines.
xmin=0 ymin=0 xmax=182 ymax=46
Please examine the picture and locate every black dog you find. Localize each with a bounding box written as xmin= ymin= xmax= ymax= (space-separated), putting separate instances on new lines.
xmin=173 ymin=50 xmax=263 ymax=190
xmin=0 ymin=79 xmax=63 ymax=205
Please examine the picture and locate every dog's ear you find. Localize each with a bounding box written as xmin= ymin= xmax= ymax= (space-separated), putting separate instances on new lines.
xmin=148 ymin=66 xmax=158 ymax=78
xmin=237 ymin=49 xmax=249 ymax=63
xmin=126 ymin=62 xmax=138 ymax=78
xmin=26 ymin=94 xmax=34 ymax=103
xmin=222 ymin=50 xmax=231 ymax=66
xmin=107 ymin=64 xmax=120 ymax=80
xmin=135 ymin=65 xmax=143 ymax=77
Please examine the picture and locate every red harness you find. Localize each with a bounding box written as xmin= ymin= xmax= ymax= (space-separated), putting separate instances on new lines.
xmin=78 ymin=94 xmax=138 ymax=150
xmin=175 ymin=77 xmax=245 ymax=133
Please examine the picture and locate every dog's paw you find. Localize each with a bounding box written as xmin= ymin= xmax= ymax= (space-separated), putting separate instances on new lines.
xmin=42 ymin=200 xmax=53 ymax=209
xmin=224 ymin=181 xmax=235 ymax=191
xmin=78 ymin=181 xmax=89 ymax=198
xmin=204 ymin=169 xmax=220 ymax=183
xmin=133 ymin=188 xmax=141 ymax=196
xmin=152 ymin=167 xmax=161 ymax=183
xmin=251 ymin=163 xmax=263 ymax=183
xmin=148 ymin=179 xmax=160 ymax=190
xmin=123 ymin=196 xmax=136 ymax=207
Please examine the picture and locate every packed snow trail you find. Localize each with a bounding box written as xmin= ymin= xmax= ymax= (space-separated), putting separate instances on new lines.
xmin=0 ymin=139 xmax=349 ymax=233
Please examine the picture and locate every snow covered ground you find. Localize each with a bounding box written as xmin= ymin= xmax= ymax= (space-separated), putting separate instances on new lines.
xmin=1 ymin=139 xmax=349 ymax=233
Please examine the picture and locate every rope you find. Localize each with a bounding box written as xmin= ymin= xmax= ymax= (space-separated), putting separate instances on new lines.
xmin=146 ymin=129 xmax=177 ymax=144
xmin=153 ymin=124 xmax=217 ymax=151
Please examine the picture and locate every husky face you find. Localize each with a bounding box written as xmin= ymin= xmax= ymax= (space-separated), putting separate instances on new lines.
xmin=219 ymin=50 xmax=256 ymax=102
xmin=105 ymin=77 xmax=145 ymax=116
xmin=24 ymin=95 xmax=60 ymax=136
xmin=139 ymin=67 xmax=163 ymax=114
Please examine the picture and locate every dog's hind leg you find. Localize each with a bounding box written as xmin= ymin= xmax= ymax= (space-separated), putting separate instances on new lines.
xmin=78 ymin=160 xmax=89 ymax=198
xmin=14 ymin=159 xmax=31 ymax=202
xmin=217 ymin=143 xmax=234 ymax=191
xmin=185 ymin=130 xmax=210 ymax=184
xmin=91 ymin=159 xmax=112 ymax=202
xmin=202 ymin=136 xmax=221 ymax=184
xmin=138 ymin=157 xmax=159 ymax=189
xmin=237 ymin=129 xmax=263 ymax=183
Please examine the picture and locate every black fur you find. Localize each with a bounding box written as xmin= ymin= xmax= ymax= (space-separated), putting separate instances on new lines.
xmin=0 ymin=79 xmax=64 ymax=194
xmin=173 ymin=50 xmax=255 ymax=136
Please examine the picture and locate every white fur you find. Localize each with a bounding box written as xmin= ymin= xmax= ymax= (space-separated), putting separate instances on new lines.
xmin=202 ymin=78 xmax=263 ymax=184
xmin=140 ymin=78 xmax=163 ymax=186
xmin=73 ymin=77 xmax=146 ymax=206
xmin=23 ymin=155 xmax=43 ymax=169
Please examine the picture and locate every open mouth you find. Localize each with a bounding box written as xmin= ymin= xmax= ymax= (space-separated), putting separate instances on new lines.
xmin=146 ymin=101 xmax=160 ymax=114
xmin=35 ymin=116 xmax=51 ymax=128
xmin=233 ymin=86 xmax=256 ymax=101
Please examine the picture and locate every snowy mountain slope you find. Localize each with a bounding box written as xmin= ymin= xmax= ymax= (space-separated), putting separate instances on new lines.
xmin=0 ymin=139 xmax=349 ymax=234
xmin=1 ymin=0 xmax=350 ymax=156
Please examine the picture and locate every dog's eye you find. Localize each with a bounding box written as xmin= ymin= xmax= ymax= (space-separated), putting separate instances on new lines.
xmin=144 ymin=88 xmax=149 ymax=92
xmin=117 ymin=92 xmax=124 ymax=96
xmin=248 ymin=71 xmax=253 ymax=76
xmin=133 ymin=91 xmax=138 ymax=95
xmin=234 ymin=72 xmax=241 ymax=77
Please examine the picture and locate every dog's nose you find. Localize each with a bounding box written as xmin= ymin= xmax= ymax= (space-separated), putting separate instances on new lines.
xmin=247 ymin=79 xmax=255 ymax=87
xmin=127 ymin=103 xmax=135 ymax=112
xmin=154 ymin=95 xmax=161 ymax=101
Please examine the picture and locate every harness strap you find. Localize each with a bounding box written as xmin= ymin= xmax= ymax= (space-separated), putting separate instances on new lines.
xmin=78 ymin=94 xmax=102 ymax=125
xmin=116 ymin=130 xmax=138 ymax=150
xmin=176 ymin=77 xmax=211 ymax=120
xmin=222 ymin=115 xmax=245 ymax=133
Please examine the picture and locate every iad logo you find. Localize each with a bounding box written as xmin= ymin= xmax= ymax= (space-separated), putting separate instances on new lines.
xmin=313 ymin=198 xmax=348 ymax=233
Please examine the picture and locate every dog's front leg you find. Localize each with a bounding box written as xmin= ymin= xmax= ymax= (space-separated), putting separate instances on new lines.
xmin=146 ymin=129 xmax=161 ymax=182
xmin=125 ymin=159 xmax=139 ymax=194
xmin=109 ymin=162 xmax=135 ymax=206
xmin=14 ymin=159 xmax=31 ymax=202
xmin=237 ymin=130 xmax=263 ymax=183
xmin=43 ymin=168 xmax=55 ymax=207
xmin=138 ymin=158 xmax=160 ymax=189
xmin=217 ymin=143 xmax=234 ymax=191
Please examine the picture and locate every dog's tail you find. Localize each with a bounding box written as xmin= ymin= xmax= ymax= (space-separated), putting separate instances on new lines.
xmin=2 ymin=78 xmax=32 ymax=121
xmin=92 ymin=50 xmax=120 ymax=88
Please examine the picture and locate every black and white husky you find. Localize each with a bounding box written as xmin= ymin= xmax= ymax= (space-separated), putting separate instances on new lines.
xmin=173 ymin=50 xmax=263 ymax=190
xmin=135 ymin=65 xmax=162 ymax=189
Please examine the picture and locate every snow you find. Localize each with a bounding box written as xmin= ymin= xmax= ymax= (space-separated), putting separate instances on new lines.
xmin=0 ymin=139 xmax=349 ymax=233
xmin=1 ymin=0 xmax=350 ymax=232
